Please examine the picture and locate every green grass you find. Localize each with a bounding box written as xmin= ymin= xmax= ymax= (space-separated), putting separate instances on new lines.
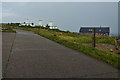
xmin=14 ymin=26 xmax=120 ymax=69
xmin=1 ymin=24 xmax=16 ymax=33
xmin=118 ymin=36 xmax=120 ymax=39
xmin=1 ymin=29 xmax=16 ymax=33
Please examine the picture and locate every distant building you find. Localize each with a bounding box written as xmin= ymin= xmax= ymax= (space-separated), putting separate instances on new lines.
xmin=39 ymin=20 xmax=43 ymax=26
xmin=45 ymin=24 xmax=58 ymax=29
xmin=79 ymin=26 xmax=110 ymax=36
xmin=48 ymin=21 xmax=53 ymax=27
xmin=19 ymin=22 xmax=34 ymax=26
xmin=19 ymin=19 xmax=35 ymax=27
xmin=48 ymin=21 xmax=58 ymax=29
xmin=49 ymin=26 xmax=58 ymax=29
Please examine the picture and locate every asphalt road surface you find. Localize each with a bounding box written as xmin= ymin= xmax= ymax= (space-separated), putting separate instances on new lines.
xmin=2 ymin=29 xmax=120 ymax=78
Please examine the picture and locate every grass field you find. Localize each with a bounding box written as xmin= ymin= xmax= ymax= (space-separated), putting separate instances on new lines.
xmin=1 ymin=24 xmax=16 ymax=33
xmin=1 ymin=29 xmax=16 ymax=33
xmin=14 ymin=26 xmax=120 ymax=69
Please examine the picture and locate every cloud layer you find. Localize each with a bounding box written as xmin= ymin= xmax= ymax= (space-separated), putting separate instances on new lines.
xmin=1 ymin=0 xmax=120 ymax=2
xmin=2 ymin=2 xmax=118 ymax=35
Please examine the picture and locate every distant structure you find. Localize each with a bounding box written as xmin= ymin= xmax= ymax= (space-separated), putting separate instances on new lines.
xmin=39 ymin=20 xmax=43 ymax=26
xmin=19 ymin=19 xmax=58 ymax=29
xmin=25 ymin=18 xmax=29 ymax=25
xmin=48 ymin=21 xmax=58 ymax=29
xmin=79 ymin=26 xmax=110 ymax=36
xmin=19 ymin=18 xmax=34 ymax=26
xmin=48 ymin=21 xmax=53 ymax=27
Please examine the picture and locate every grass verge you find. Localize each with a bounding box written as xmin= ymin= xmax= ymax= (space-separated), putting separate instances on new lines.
xmin=1 ymin=30 xmax=16 ymax=33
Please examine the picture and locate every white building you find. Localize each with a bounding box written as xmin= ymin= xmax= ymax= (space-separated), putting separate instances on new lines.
xmin=39 ymin=20 xmax=43 ymax=26
xmin=19 ymin=23 xmax=35 ymax=27
xmin=48 ymin=21 xmax=58 ymax=29
xmin=49 ymin=26 xmax=58 ymax=29
xmin=19 ymin=19 xmax=35 ymax=27
xmin=48 ymin=21 xmax=53 ymax=27
xmin=25 ymin=19 xmax=29 ymax=25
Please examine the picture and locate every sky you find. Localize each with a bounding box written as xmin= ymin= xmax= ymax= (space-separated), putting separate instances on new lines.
xmin=118 ymin=2 xmax=120 ymax=35
xmin=1 ymin=2 xmax=119 ymax=36
xmin=1 ymin=0 xmax=120 ymax=2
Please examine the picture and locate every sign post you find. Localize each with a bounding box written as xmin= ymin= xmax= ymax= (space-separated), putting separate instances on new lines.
xmin=115 ymin=38 xmax=119 ymax=50
xmin=92 ymin=28 xmax=95 ymax=48
xmin=115 ymin=38 xmax=120 ymax=54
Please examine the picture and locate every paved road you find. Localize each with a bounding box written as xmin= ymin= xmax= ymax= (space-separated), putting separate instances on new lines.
xmin=2 ymin=29 xmax=120 ymax=78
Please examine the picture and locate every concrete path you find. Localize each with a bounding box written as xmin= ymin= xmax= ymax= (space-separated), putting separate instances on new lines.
xmin=2 ymin=29 xmax=120 ymax=78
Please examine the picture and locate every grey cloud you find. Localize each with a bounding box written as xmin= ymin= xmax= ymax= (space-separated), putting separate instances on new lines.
xmin=2 ymin=2 xmax=118 ymax=35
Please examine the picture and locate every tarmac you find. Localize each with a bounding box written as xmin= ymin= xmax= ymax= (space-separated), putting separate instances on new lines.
xmin=2 ymin=29 xmax=120 ymax=78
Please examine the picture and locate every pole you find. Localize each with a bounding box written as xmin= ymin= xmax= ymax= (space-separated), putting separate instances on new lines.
xmin=92 ymin=28 xmax=95 ymax=48
xmin=116 ymin=39 xmax=119 ymax=50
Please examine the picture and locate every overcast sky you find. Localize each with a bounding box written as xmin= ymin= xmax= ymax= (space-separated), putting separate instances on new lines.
xmin=2 ymin=2 xmax=118 ymax=35
xmin=1 ymin=0 xmax=120 ymax=2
